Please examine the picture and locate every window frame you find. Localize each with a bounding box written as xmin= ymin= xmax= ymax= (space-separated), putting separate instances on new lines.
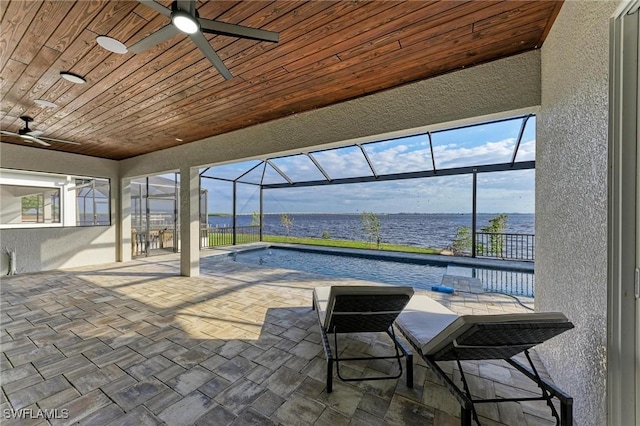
xmin=0 ymin=168 xmax=112 ymax=229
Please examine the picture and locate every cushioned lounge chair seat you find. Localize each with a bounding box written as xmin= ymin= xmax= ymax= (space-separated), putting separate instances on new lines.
xmin=396 ymin=295 xmax=570 ymax=359
xmin=393 ymin=294 xmax=460 ymax=353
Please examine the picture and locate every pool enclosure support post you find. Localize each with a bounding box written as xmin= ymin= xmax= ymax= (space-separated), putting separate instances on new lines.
xmin=145 ymin=177 xmax=150 ymax=257
xmin=119 ymin=178 xmax=132 ymax=263
xmin=232 ymin=181 xmax=237 ymax=245
xmin=259 ymin=186 xmax=264 ymax=241
xmin=472 ymin=169 xmax=477 ymax=258
xmin=199 ymin=183 xmax=206 ymax=250
xmin=173 ymin=172 xmax=179 ymax=253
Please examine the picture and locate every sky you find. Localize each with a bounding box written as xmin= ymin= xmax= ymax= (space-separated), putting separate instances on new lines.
xmin=200 ymin=116 xmax=536 ymax=215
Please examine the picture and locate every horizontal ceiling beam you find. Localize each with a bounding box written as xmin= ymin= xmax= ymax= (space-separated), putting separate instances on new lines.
xmin=260 ymin=161 xmax=535 ymax=189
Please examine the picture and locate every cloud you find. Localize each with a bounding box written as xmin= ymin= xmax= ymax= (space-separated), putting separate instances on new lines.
xmin=514 ymin=139 xmax=536 ymax=161
xmin=366 ymin=144 xmax=433 ymax=174
xmin=433 ymin=138 xmax=517 ymax=168
xmin=200 ymin=127 xmax=536 ymax=214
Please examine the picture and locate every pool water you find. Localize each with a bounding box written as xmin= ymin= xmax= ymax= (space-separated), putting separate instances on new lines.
xmin=227 ymin=247 xmax=534 ymax=296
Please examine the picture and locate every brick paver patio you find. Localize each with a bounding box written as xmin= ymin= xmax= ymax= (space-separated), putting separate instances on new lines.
xmin=1 ymin=250 xmax=559 ymax=425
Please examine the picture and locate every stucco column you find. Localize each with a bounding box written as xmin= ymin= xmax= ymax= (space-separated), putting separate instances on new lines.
xmin=180 ymin=166 xmax=199 ymax=276
xmin=119 ymin=178 xmax=132 ymax=262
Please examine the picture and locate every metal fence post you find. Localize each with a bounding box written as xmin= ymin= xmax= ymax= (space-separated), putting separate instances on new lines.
xmin=232 ymin=181 xmax=237 ymax=245
xmin=260 ymin=186 xmax=264 ymax=242
xmin=472 ymin=169 xmax=477 ymax=258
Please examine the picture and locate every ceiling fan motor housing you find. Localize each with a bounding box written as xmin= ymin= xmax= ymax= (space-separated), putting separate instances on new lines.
xmin=18 ymin=116 xmax=34 ymax=134
xmin=171 ymin=1 xmax=199 ymax=17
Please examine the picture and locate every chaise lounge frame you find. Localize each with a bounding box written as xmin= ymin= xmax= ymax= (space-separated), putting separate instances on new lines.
xmin=395 ymin=295 xmax=574 ymax=426
xmin=312 ymin=285 xmax=414 ymax=393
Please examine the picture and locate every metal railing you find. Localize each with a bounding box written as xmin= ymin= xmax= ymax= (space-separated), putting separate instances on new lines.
xmin=473 ymin=268 xmax=535 ymax=297
xmin=132 ymin=226 xmax=178 ymax=257
xmin=136 ymin=224 xmax=533 ymax=262
xmin=474 ymin=232 xmax=535 ymax=261
xmin=201 ymin=225 xmax=261 ymax=248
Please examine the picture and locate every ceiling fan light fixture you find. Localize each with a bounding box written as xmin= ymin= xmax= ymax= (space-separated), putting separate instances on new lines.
xmin=96 ymin=36 xmax=128 ymax=54
xmin=172 ymin=10 xmax=199 ymax=34
xmin=60 ymin=71 xmax=86 ymax=84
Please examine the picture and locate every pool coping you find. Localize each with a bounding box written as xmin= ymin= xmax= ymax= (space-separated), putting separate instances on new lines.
xmin=202 ymin=242 xmax=534 ymax=273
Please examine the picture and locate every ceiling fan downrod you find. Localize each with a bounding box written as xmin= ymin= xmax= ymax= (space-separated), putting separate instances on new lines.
xmin=18 ymin=116 xmax=34 ymax=135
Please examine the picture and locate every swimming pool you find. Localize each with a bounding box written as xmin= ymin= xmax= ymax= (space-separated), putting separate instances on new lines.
xmin=226 ymin=247 xmax=535 ymax=296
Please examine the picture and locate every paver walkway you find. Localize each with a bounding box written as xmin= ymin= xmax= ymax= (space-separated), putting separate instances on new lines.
xmin=1 ymin=251 xmax=559 ymax=425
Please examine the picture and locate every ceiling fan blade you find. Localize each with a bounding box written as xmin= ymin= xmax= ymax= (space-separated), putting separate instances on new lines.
xmin=1 ymin=130 xmax=78 ymax=147
xmin=199 ymin=19 xmax=279 ymax=43
xmin=137 ymin=0 xmax=171 ymax=17
xmin=39 ymin=136 xmax=81 ymax=146
xmin=21 ymin=135 xmax=51 ymax=146
xmin=129 ymin=24 xmax=180 ymax=54
xmin=176 ymin=0 xmax=195 ymax=14
xmin=189 ymin=32 xmax=233 ymax=80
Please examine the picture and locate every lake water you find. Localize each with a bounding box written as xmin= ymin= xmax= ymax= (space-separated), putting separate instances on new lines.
xmin=208 ymin=213 xmax=534 ymax=250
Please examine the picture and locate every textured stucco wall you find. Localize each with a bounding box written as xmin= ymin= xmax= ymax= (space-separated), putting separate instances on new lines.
xmin=120 ymin=51 xmax=541 ymax=178
xmin=537 ymin=1 xmax=620 ymax=424
xmin=0 ymin=144 xmax=120 ymax=273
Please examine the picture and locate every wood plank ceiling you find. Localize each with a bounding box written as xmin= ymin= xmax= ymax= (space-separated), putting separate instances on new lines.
xmin=0 ymin=0 xmax=562 ymax=160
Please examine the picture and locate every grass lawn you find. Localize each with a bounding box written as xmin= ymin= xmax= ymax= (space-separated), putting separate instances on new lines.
xmin=262 ymin=235 xmax=442 ymax=255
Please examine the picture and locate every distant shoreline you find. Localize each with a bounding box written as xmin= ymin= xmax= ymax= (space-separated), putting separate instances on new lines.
xmin=207 ymin=212 xmax=535 ymax=216
xmin=206 ymin=212 xmax=534 ymax=251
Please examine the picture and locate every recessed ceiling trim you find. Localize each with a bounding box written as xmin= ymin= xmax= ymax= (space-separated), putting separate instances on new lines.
xmin=96 ymin=36 xmax=128 ymax=54
xmin=34 ymin=99 xmax=58 ymax=108
xmin=60 ymin=71 xmax=86 ymax=84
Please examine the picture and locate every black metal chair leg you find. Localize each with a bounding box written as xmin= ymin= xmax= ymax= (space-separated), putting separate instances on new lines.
xmin=560 ymin=399 xmax=573 ymax=426
xmin=326 ymin=358 xmax=333 ymax=393
xmin=461 ymin=407 xmax=472 ymax=426
xmin=456 ymin=359 xmax=481 ymax=425
xmin=406 ymin=353 xmax=413 ymax=388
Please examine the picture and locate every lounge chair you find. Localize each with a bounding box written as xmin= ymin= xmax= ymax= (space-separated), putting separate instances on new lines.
xmin=312 ymin=285 xmax=414 ymax=393
xmin=395 ymin=294 xmax=574 ymax=426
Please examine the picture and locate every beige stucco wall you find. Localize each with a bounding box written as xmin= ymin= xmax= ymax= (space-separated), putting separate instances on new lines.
xmin=120 ymin=51 xmax=542 ymax=178
xmin=0 ymin=143 xmax=120 ymax=274
xmin=536 ymin=1 xmax=620 ymax=424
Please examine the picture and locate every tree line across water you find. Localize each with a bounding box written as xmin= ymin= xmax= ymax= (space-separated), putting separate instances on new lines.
xmin=273 ymin=212 xmax=509 ymax=256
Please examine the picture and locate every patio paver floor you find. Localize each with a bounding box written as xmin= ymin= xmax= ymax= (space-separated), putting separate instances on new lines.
xmin=1 ymin=251 xmax=559 ymax=425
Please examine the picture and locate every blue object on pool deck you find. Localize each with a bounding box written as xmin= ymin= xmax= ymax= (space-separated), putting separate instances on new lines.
xmin=431 ymin=285 xmax=455 ymax=294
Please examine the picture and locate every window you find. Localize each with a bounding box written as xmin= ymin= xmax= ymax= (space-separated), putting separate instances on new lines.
xmin=0 ymin=169 xmax=111 ymax=228
xmin=0 ymin=185 xmax=62 ymax=224
xmin=75 ymin=178 xmax=111 ymax=226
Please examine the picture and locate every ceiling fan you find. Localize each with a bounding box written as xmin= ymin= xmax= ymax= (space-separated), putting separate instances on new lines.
xmin=0 ymin=116 xmax=81 ymax=147
xmin=129 ymin=0 xmax=279 ymax=80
